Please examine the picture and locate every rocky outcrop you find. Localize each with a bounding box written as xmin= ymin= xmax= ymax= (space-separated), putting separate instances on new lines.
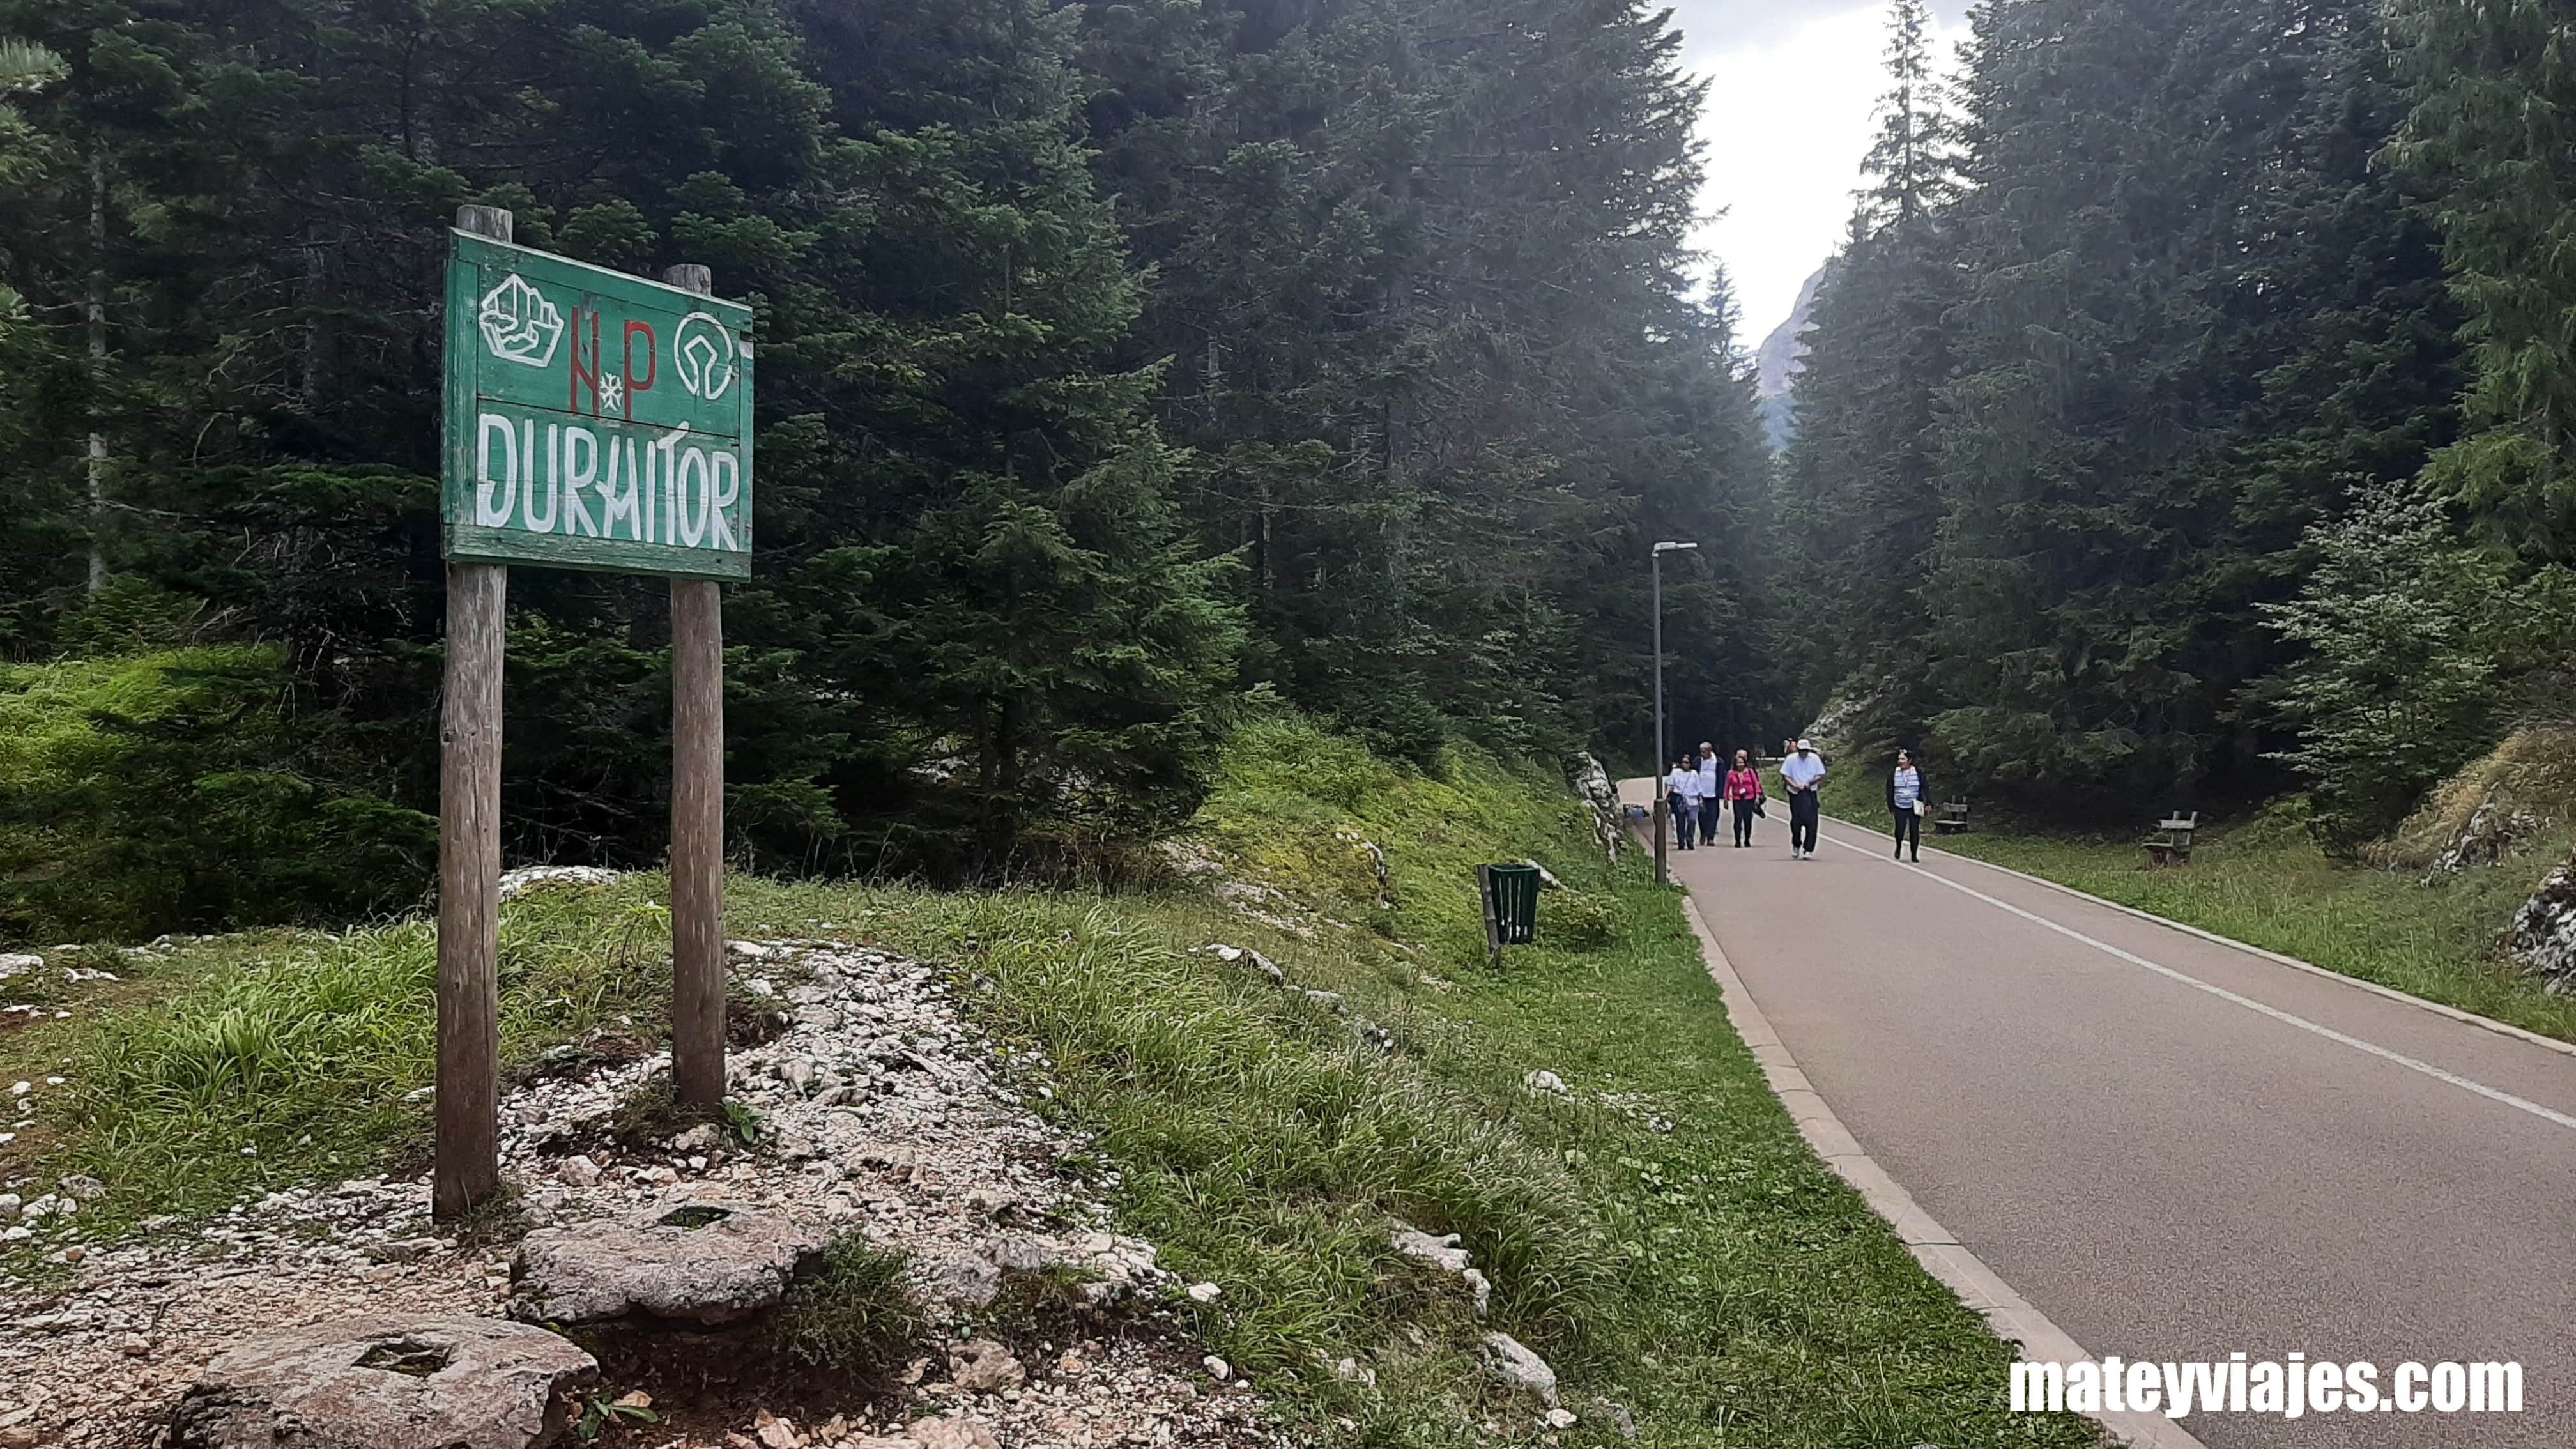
xmin=2510 ymin=854 xmax=2576 ymax=995
xmin=2426 ymin=792 xmax=2541 ymax=878
xmin=1568 ymin=753 xmax=1623 ymax=864
xmin=509 ymin=1205 xmax=826 ymax=1325
xmin=1755 ymin=264 xmax=1829 ymax=448
xmin=164 ymin=1315 xmax=596 ymax=1449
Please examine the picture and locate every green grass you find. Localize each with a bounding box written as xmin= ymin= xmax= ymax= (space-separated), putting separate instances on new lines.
xmin=770 ymin=1238 xmax=921 ymax=1369
xmin=1884 ymin=804 xmax=2576 ymax=1046
xmin=0 ymin=880 xmax=679 ymax=1239
xmin=3 ymin=714 xmax=2096 ymax=1447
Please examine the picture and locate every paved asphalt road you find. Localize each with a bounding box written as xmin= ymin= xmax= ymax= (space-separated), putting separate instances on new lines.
xmin=1630 ymin=791 xmax=2576 ymax=1447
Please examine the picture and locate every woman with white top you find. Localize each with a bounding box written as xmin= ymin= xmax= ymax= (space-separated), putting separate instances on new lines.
xmin=1886 ymin=748 xmax=1928 ymax=862
xmin=1665 ymin=755 xmax=1703 ymax=850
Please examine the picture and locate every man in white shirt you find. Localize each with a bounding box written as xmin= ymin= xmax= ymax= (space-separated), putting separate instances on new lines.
xmin=1779 ymin=738 xmax=1827 ymax=859
xmin=1664 ymin=756 xmax=1703 ymax=850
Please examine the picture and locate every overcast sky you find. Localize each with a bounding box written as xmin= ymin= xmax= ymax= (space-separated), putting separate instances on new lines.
xmin=1664 ymin=0 xmax=1973 ymax=345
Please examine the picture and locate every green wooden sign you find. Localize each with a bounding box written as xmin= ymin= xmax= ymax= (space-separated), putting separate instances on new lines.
xmin=442 ymin=231 xmax=753 ymax=579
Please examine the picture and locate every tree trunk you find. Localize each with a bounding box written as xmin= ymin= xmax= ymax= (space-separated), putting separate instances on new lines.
xmin=86 ymin=153 xmax=107 ymax=595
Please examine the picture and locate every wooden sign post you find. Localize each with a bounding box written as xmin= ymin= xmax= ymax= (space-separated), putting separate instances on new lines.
xmin=433 ymin=208 xmax=755 ymax=1218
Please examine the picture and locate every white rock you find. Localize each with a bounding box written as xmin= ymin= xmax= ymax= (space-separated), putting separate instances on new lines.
xmin=1390 ymin=1225 xmax=1470 ymax=1273
xmin=1184 ymin=1282 xmax=1222 ymax=1303
xmin=1544 ymin=1408 xmax=1578 ymax=1429
xmin=496 ymin=864 xmax=622 ymax=900
xmin=1482 ymin=1331 xmax=1559 ymax=1407
xmin=1202 ymin=1355 xmax=1230 ymax=1381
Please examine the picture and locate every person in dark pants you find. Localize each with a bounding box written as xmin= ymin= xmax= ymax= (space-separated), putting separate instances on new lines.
xmin=1723 ymin=749 xmax=1762 ymax=847
xmin=1886 ymin=748 xmax=1927 ymax=862
xmin=1696 ymin=742 xmax=1723 ymax=850
xmin=1779 ymin=739 xmax=1826 ymax=859
xmin=1664 ymin=756 xmax=1700 ymax=850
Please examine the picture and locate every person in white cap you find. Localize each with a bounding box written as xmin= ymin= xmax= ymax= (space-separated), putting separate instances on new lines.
xmin=1779 ymin=738 xmax=1827 ymax=859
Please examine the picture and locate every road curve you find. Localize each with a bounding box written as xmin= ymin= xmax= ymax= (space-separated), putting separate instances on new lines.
xmin=1642 ymin=799 xmax=2576 ymax=1448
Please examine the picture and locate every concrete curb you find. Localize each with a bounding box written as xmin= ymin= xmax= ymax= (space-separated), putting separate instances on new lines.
xmin=1675 ymin=893 xmax=2207 ymax=1449
xmin=1814 ymin=815 xmax=2576 ymax=1064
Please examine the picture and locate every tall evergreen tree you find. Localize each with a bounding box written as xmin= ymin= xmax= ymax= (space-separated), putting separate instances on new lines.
xmin=0 ymin=0 xmax=1245 ymax=909
xmin=1779 ymin=0 xmax=2460 ymax=818
xmin=1777 ymin=0 xmax=1962 ymax=742
xmin=2385 ymin=0 xmax=2576 ymax=560
xmin=1919 ymin=0 xmax=2452 ymax=809
xmin=1075 ymin=0 xmax=1778 ymax=767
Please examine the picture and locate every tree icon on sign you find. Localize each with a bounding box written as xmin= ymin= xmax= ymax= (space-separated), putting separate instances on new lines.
xmin=673 ymin=312 xmax=736 ymax=401
xmin=477 ymin=273 xmax=564 ymax=369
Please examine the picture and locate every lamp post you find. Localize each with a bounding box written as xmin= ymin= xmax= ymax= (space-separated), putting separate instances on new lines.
xmin=1652 ymin=540 xmax=1698 ymax=884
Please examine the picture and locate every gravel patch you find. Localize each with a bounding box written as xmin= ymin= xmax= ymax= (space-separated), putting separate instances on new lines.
xmin=0 ymin=933 xmax=1287 ymax=1449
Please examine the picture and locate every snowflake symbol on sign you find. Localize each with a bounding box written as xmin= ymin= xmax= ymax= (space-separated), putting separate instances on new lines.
xmin=673 ymin=312 xmax=737 ymax=401
xmin=597 ymin=374 xmax=625 ymax=414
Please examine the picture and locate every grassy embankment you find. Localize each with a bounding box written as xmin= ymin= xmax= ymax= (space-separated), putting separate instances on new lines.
xmin=1814 ymin=751 xmax=2576 ymax=1048
xmin=1 ymin=714 xmax=2093 ymax=1448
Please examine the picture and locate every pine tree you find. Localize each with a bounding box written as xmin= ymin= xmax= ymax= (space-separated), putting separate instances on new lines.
xmin=1915 ymin=0 xmax=2453 ymax=809
xmin=2385 ymin=0 xmax=2576 ymax=560
xmin=1074 ymin=0 xmax=1779 ymax=767
xmin=1776 ymin=0 xmax=1963 ymax=747
xmin=0 ymin=0 xmax=1248 ymax=904
xmin=1857 ymin=0 xmax=1959 ymax=230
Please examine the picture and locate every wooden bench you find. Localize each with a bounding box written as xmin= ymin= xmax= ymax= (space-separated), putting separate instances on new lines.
xmin=2143 ymin=811 xmax=2200 ymax=867
xmin=1934 ymin=799 xmax=1971 ymax=835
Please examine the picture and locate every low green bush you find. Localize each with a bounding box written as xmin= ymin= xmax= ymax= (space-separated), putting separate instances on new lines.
xmin=1546 ymin=889 xmax=1618 ymax=949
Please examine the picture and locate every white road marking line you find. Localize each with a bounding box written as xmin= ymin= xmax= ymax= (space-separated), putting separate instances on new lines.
xmin=1816 ymin=824 xmax=2576 ymax=1135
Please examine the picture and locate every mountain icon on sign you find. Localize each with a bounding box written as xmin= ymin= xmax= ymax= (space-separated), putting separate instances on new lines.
xmin=477 ymin=273 xmax=564 ymax=369
xmin=673 ymin=312 xmax=737 ymax=401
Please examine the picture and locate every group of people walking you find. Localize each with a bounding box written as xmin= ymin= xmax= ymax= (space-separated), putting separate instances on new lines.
xmin=1661 ymin=743 xmax=1766 ymax=850
xmin=1662 ymin=740 xmax=1928 ymax=863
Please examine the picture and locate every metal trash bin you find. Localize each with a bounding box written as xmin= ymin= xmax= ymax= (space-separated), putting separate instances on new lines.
xmin=1478 ymin=863 xmax=1543 ymax=951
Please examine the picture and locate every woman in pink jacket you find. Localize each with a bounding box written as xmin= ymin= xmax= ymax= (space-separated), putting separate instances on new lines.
xmin=1720 ymin=749 xmax=1764 ymax=848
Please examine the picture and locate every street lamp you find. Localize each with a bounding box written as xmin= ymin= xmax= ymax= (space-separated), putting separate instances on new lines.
xmin=1652 ymin=540 xmax=1698 ymax=882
